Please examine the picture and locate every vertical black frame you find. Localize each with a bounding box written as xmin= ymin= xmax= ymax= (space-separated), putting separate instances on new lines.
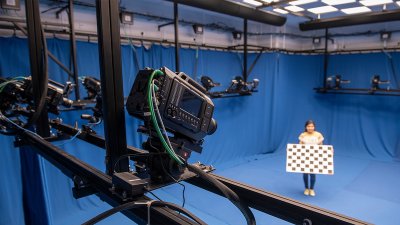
xmin=95 ymin=0 xmax=129 ymax=175
xmin=22 ymin=1 xmax=50 ymax=224
xmin=243 ymin=19 xmax=248 ymax=82
xmin=68 ymin=0 xmax=81 ymax=100
xmin=323 ymin=28 xmax=329 ymax=88
xmin=25 ymin=0 xmax=49 ymax=136
xmin=174 ymin=1 xmax=180 ymax=72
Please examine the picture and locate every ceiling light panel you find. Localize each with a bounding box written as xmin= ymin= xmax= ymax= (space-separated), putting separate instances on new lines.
xmin=341 ymin=6 xmax=372 ymax=14
xmin=360 ymin=0 xmax=393 ymax=6
xmin=285 ymin=5 xmax=305 ymax=12
xmin=273 ymin=8 xmax=289 ymax=14
xmin=308 ymin=5 xmax=338 ymax=14
xmin=290 ymin=0 xmax=318 ymax=5
xmin=243 ymin=0 xmax=263 ymax=6
xmin=322 ymin=0 xmax=356 ymax=5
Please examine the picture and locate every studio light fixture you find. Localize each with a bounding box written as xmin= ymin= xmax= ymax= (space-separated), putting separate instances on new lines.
xmin=285 ymin=5 xmax=305 ymax=12
xmin=1 ymin=0 xmax=20 ymax=10
xmin=290 ymin=0 xmax=318 ymax=5
xmin=322 ymin=0 xmax=356 ymax=5
xmin=313 ymin=37 xmax=321 ymax=44
xmin=232 ymin=31 xmax=242 ymax=40
xmin=341 ymin=6 xmax=372 ymax=14
xmin=308 ymin=6 xmax=338 ymax=14
xmin=192 ymin=24 xmax=204 ymax=34
xmin=381 ymin=31 xmax=391 ymax=40
xmin=243 ymin=0 xmax=263 ymax=6
xmin=273 ymin=8 xmax=289 ymax=14
xmin=360 ymin=0 xmax=393 ymax=6
xmin=120 ymin=11 xmax=134 ymax=25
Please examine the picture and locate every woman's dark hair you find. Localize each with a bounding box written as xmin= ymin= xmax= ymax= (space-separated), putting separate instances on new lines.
xmin=304 ymin=120 xmax=315 ymax=131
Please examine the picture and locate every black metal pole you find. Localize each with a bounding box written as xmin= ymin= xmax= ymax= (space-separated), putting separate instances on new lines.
xmin=68 ymin=0 xmax=80 ymax=100
xmin=174 ymin=1 xmax=180 ymax=72
xmin=95 ymin=0 xmax=129 ymax=175
xmin=323 ymin=28 xmax=329 ymax=88
xmin=21 ymin=130 xmax=200 ymax=225
xmin=25 ymin=3 xmax=49 ymax=136
xmin=23 ymin=1 xmax=51 ymax=224
xmin=243 ymin=19 xmax=248 ymax=82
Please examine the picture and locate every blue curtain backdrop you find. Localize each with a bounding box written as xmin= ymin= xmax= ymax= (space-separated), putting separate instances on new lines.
xmin=0 ymin=37 xmax=399 ymax=224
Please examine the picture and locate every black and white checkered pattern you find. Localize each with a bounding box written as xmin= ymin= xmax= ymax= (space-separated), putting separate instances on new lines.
xmin=286 ymin=144 xmax=334 ymax=175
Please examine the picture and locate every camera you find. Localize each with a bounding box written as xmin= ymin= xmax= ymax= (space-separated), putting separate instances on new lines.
xmin=0 ymin=76 xmax=73 ymax=115
xmin=126 ymin=67 xmax=217 ymax=154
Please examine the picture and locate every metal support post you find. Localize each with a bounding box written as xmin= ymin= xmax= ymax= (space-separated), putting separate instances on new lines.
xmin=174 ymin=1 xmax=180 ymax=71
xmin=68 ymin=0 xmax=81 ymax=100
xmin=95 ymin=0 xmax=129 ymax=175
xmin=323 ymin=28 xmax=329 ymax=88
xmin=243 ymin=19 xmax=248 ymax=82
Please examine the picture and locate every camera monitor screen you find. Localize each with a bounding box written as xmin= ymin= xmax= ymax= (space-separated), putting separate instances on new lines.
xmin=179 ymin=89 xmax=203 ymax=117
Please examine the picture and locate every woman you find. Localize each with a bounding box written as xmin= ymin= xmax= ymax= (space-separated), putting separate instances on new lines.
xmin=298 ymin=120 xmax=324 ymax=197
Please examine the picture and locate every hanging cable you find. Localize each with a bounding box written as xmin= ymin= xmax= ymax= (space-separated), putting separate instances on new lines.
xmin=82 ymin=200 xmax=206 ymax=225
xmin=151 ymin=81 xmax=187 ymax=207
xmin=147 ymin=70 xmax=183 ymax=165
xmin=147 ymin=70 xmax=255 ymax=224
xmin=186 ymin=164 xmax=256 ymax=225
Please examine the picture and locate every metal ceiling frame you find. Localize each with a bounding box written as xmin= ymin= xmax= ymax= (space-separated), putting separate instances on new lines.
xmin=300 ymin=8 xmax=400 ymax=31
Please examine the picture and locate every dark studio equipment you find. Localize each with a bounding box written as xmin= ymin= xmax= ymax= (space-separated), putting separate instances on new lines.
xmin=325 ymin=75 xmax=350 ymax=89
xmin=120 ymin=11 xmax=134 ymax=25
xmin=370 ymin=75 xmax=390 ymax=91
xmin=126 ymin=67 xmax=217 ymax=151
xmin=0 ymin=0 xmax=374 ymax=224
xmin=232 ymin=31 xmax=242 ymax=40
xmin=82 ymin=76 xmax=101 ymax=100
xmin=0 ymin=76 xmax=74 ymax=134
xmin=125 ymin=66 xmax=218 ymax=183
xmin=0 ymin=0 xmax=20 ymax=10
xmin=315 ymin=74 xmax=400 ymax=96
xmin=200 ymin=75 xmax=259 ymax=98
xmin=201 ymin=76 xmax=221 ymax=92
xmin=0 ymin=71 xmax=371 ymax=225
xmin=79 ymin=76 xmax=103 ymax=123
xmin=192 ymin=24 xmax=204 ymax=34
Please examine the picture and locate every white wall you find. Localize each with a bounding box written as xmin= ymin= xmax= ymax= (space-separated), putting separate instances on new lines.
xmin=0 ymin=0 xmax=399 ymax=52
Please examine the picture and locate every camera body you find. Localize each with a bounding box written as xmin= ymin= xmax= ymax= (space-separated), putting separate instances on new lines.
xmin=0 ymin=77 xmax=73 ymax=115
xmin=126 ymin=67 xmax=217 ymax=149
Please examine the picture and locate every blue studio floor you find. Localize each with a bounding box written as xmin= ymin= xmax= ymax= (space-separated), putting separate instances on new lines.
xmin=148 ymin=151 xmax=400 ymax=225
xmin=68 ymin=151 xmax=400 ymax=225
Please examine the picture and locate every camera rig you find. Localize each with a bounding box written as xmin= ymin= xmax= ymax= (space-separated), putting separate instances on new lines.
xmin=200 ymin=75 xmax=259 ymax=98
xmin=0 ymin=67 xmax=370 ymax=225
xmin=0 ymin=1 xmax=371 ymax=224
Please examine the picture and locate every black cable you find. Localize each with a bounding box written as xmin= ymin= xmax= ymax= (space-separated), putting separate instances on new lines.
xmin=112 ymin=152 xmax=162 ymax=173
xmin=146 ymin=124 xmax=188 ymax=205
xmin=112 ymin=150 xmax=186 ymax=208
xmin=82 ymin=200 xmax=206 ymax=225
xmin=186 ymin=164 xmax=256 ymax=225
xmin=148 ymin=191 xmax=163 ymax=201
